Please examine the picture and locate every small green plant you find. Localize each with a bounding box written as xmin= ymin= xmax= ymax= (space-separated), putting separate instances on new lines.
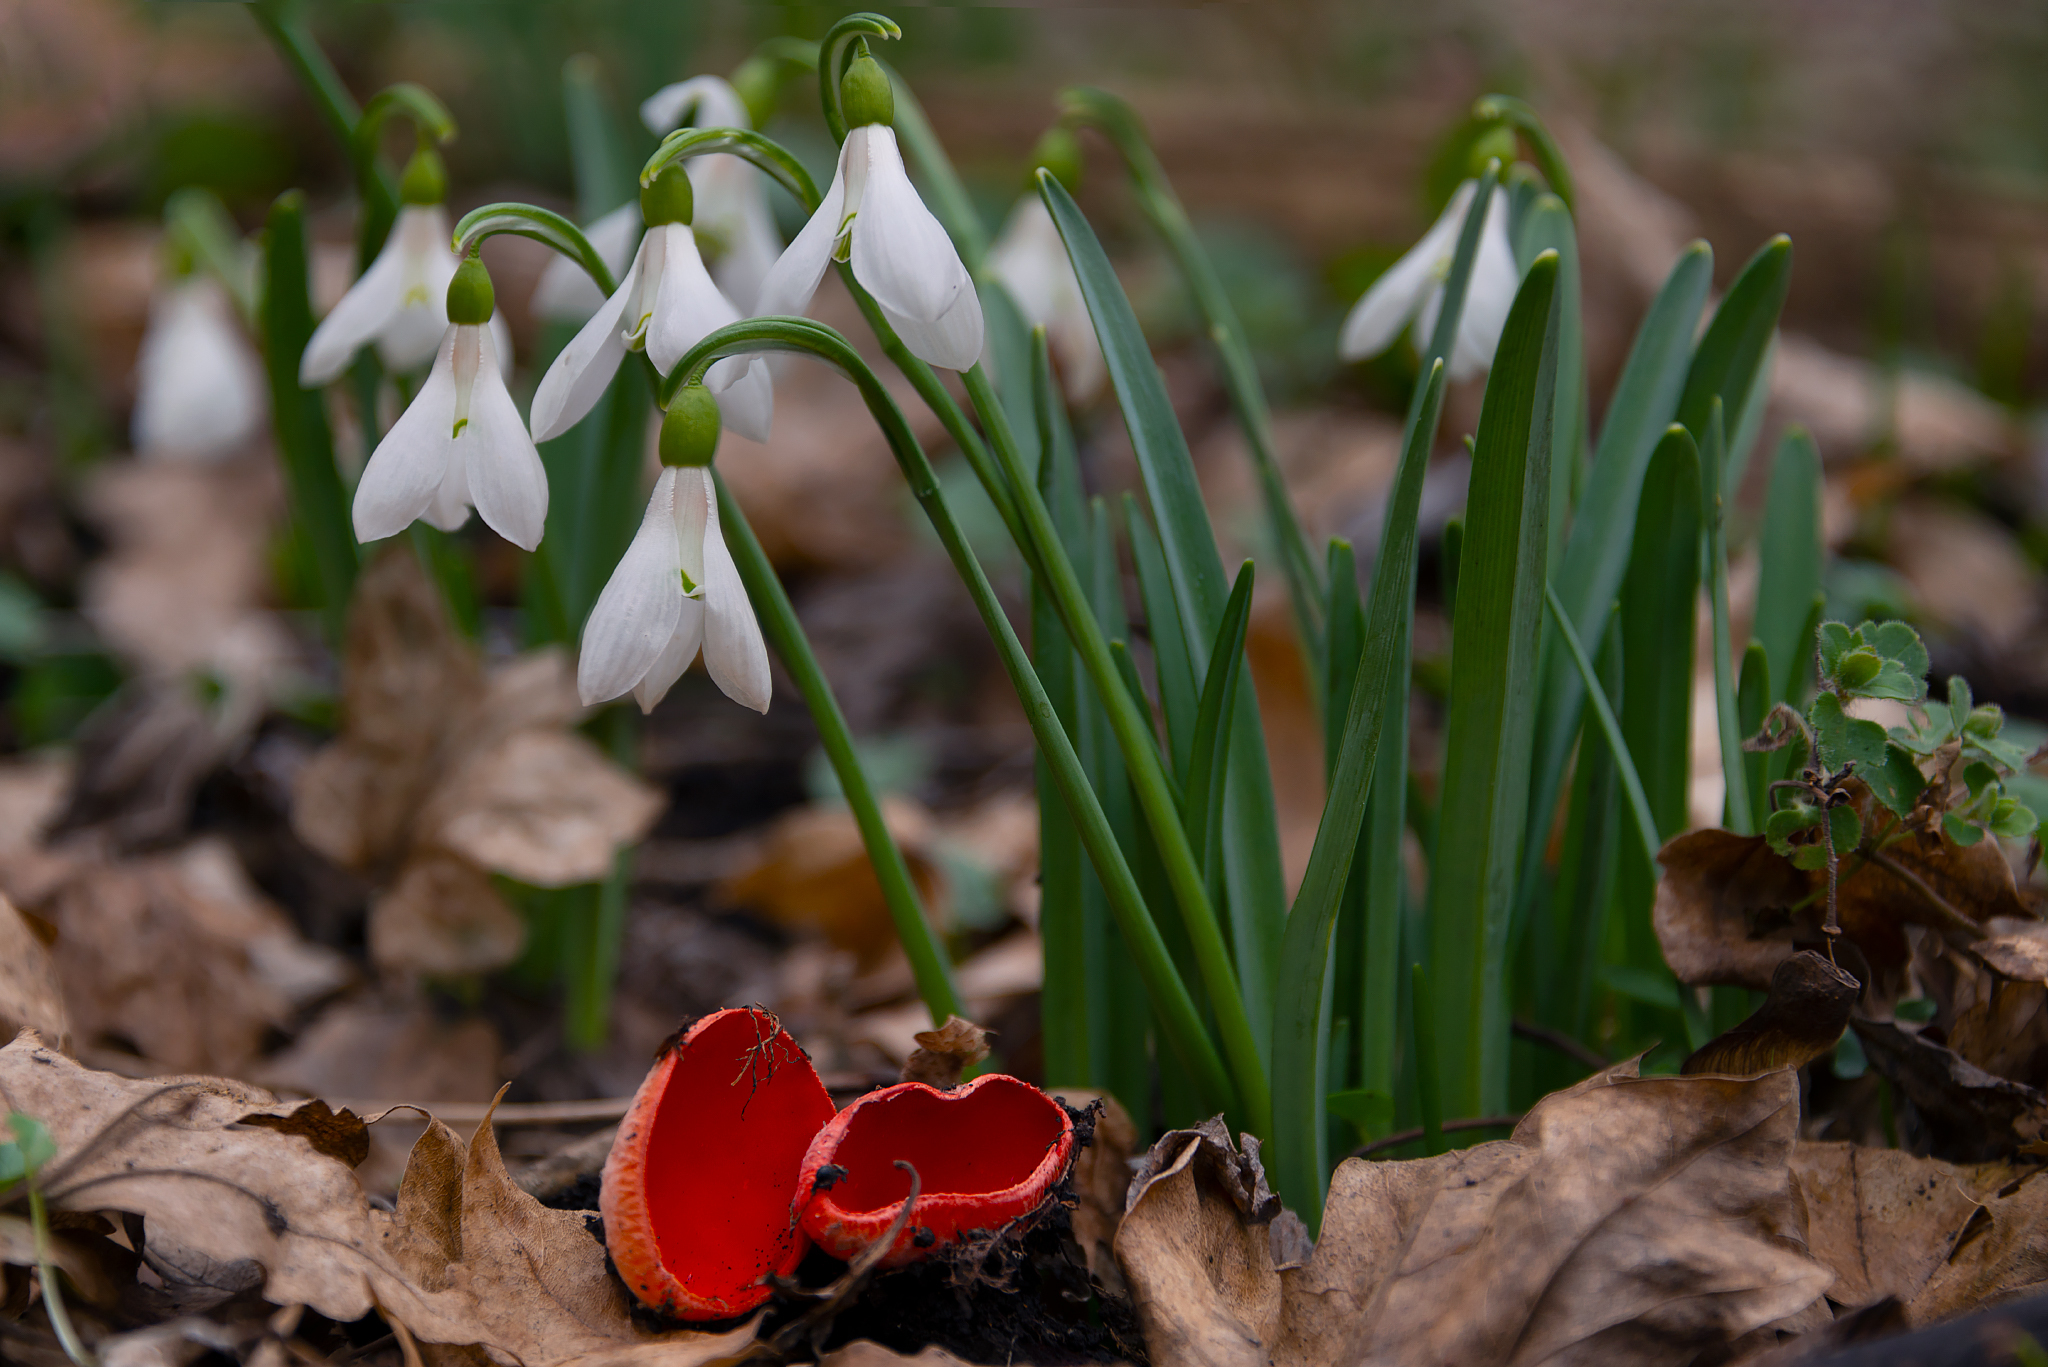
xmin=2 ymin=1111 xmax=92 ymax=1367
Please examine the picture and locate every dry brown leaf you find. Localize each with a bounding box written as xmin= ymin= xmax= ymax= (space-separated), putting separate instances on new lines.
xmin=1050 ymin=1087 xmax=1136 ymax=1287
xmin=1654 ymin=829 xmax=1811 ymax=991
xmin=0 ymin=893 xmax=67 ymax=1048
xmin=369 ymin=850 xmax=527 ymax=979
xmin=1791 ymin=1142 xmax=1990 ymax=1312
xmin=428 ymin=729 xmax=661 ymax=889
xmin=721 ymin=798 xmax=944 ymax=967
xmin=1851 ymin=1020 xmax=2048 ymax=1162
xmin=1130 ymin=1063 xmax=1834 ymax=1367
xmin=0 ymin=1036 xmax=758 ymax=1367
xmin=900 ymin=1016 xmax=992 ymax=1089
xmin=1907 ymin=1167 xmax=2048 ymax=1325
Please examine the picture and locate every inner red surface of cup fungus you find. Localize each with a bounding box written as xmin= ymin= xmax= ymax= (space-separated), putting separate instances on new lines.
xmin=601 ymin=1008 xmax=836 ymax=1320
xmin=797 ymin=1074 xmax=1075 ymax=1267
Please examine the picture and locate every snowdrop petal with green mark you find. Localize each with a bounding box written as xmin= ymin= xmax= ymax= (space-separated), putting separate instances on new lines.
xmin=531 ymin=201 xmax=642 ymax=323
xmin=531 ymin=251 xmax=641 ymax=442
xmin=988 ymin=196 xmax=1102 ymax=400
xmin=1340 ymin=179 xmax=1518 ymax=381
xmin=353 ymin=323 xmax=547 ymax=549
xmin=133 ymin=278 xmax=265 ymax=460
xmin=579 ymin=467 xmax=769 ymax=713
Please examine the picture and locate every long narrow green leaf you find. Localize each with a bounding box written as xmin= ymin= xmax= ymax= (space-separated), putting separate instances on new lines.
xmin=1040 ymin=172 xmax=1288 ymax=1047
xmin=1059 ymin=88 xmax=1324 ymax=679
xmin=259 ymin=192 xmax=357 ymax=643
xmin=560 ymin=55 xmax=638 ymax=221
xmin=1544 ymin=586 xmax=1659 ymax=872
xmin=1522 ymin=243 xmax=1711 ymax=898
xmin=1412 ymin=962 xmax=1446 ymax=1156
xmin=1428 ymin=251 xmax=1562 ymax=1120
xmin=668 ymin=315 xmax=1242 ymax=1123
xmin=1543 ymin=614 xmax=1621 ymax=1071
xmin=713 ymin=473 xmax=963 ymax=1028
xmin=1126 ymin=497 xmax=1200 ymax=780
xmin=1703 ymin=400 xmax=1754 ymax=835
xmin=1738 ymin=642 xmax=1772 ymax=828
xmin=1186 ymin=564 xmax=1256 ymax=881
xmin=1270 ymin=360 xmax=1446 ymax=1229
xmin=1756 ymin=427 xmax=1824 ymax=708
xmin=1513 ymin=195 xmax=1585 ymax=574
xmin=1677 ymin=235 xmax=1792 ymax=446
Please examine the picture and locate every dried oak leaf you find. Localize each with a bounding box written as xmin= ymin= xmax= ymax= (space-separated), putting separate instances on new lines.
xmin=0 ymin=1036 xmax=757 ymax=1367
xmin=1948 ymin=921 xmax=2048 ymax=1087
xmin=1119 ymin=1062 xmax=1829 ymax=1367
xmin=1851 ymin=1019 xmax=2048 ymax=1162
xmin=1790 ymin=1142 xmax=1993 ymax=1313
xmin=1050 ymin=1087 xmax=1137 ymax=1286
xmin=900 ymin=1016 xmax=993 ymax=1089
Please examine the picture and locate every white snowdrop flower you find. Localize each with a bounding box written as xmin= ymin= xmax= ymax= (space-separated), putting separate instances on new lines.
xmin=301 ymin=148 xmax=512 ymax=385
xmin=352 ymin=256 xmax=548 ymax=550
xmin=639 ymin=74 xmax=782 ymax=314
xmin=578 ymin=386 xmax=769 ymax=714
xmin=133 ymin=276 xmax=265 ymax=461
xmin=1338 ymin=178 xmax=1520 ymax=383
xmin=529 ymin=161 xmax=772 ymax=446
xmin=755 ymin=46 xmax=983 ymax=372
xmin=987 ymin=130 xmax=1101 ymax=401
xmin=531 ymin=201 xmax=642 ymax=324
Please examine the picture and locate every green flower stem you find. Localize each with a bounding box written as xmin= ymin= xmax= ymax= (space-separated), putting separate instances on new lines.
xmin=961 ymin=364 xmax=1272 ymax=1138
xmin=29 ymin=1185 xmax=92 ymax=1367
xmin=665 ymin=318 xmax=1241 ymax=1122
xmin=713 ymin=470 xmax=964 ymax=1028
xmin=1061 ymin=89 xmax=1325 ymax=689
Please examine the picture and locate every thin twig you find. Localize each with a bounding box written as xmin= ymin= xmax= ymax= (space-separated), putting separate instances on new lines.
xmin=1511 ymin=1019 xmax=1611 ymax=1072
xmin=1349 ymin=1115 xmax=1523 ymax=1160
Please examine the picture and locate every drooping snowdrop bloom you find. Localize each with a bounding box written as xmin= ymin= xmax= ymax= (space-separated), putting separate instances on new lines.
xmin=987 ymin=129 xmax=1102 ymax=402
xmin=133 ymin=274 xmax=265 ymax=461
xmin=639 ymin=75 xmax=782 ymax=314
xmin=352 ymin=255 xmax=548 ymax=550
xmin=578 ymin=385 xmax=769 ymax=713
xmin=529 ymin=162 xmax=773 ymax=445
xmin=301 ymin=148 xmax=511 ymax=384
xmin=531 ymin=201 xmax=642 ymax=324
xmin=755 ymin=45 xmax=983 ymax=372
xmin=1338 ymin=179 xmax=1520 ymax=383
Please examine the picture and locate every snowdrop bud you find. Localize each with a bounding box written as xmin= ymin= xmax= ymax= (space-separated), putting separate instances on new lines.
xmin=446 ymin=254 xmax=495 ymax=326
xmin=660 ymin=384 xmax=722 ymax=468
xmin=1031 ymin=127 xmax=1082 ymax=193
xmin=840 ymin=45 xmax=894 ymax=129
xmin=399 ymin=146 xmax=449 ymax=206
xmin=1467 ymin=125 xmax=1517 ymax=177
xmin=641 ymin=162 xmax=695 ymax=228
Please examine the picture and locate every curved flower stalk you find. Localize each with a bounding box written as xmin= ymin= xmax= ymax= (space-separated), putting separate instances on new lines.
xmin=353 ymin=255 xmax=547 ymax=549
xmin=133 ymin=275 xmax=265 ymax=461
xmin=756 ymin=42 xmax=982 ymax=372
xmin=1339 ymin=178 xmax=1518 ymax=382
xmin=300 ymin=148 xmax=512 ymax=384
xmin=578 ymin=385 xmax=769 ymax=713
xmin=531 ymin=201 xmax=643 ymax=324
xmin=639 ymin=75 xmax=783 ymax=315
xmin=530 ymin=162 xmax=773 ymax=444
xmin=986 ymin=130 xmax=1101 ymax=402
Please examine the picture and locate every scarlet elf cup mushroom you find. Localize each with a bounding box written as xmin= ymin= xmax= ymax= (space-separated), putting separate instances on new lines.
xmin=601 ymin=1008 xmax=836 ymax=1319
xmin=797 ymin=1074 xmax=1077 ymax=1268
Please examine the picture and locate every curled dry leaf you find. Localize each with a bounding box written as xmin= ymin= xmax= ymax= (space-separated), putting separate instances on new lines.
xmin=0 ymin=893 xmax=67 ymax=1048
xmin=1050 ymin=1088 xmax=1136 ymax=1287
xmin=1116 ymin=1063 xmax=1833 ymax=1367
xmin=1850 ymin=1020 xmax=2048 ymax=1162
xmin=1948 ymin=921 xmax=2048 ymax=1087
xmin=0 ymin=1036 xmax=759 ymax=1367
xmin=900 ymin=1016 xmax=993 ymax=1089
xmin=1683 ymin=950 xmax=1861 ymax=1077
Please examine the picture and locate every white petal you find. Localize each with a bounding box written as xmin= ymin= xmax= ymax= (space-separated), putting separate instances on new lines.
xmin=753 ymin=138 xmax=850 ymax=322
xmin=373 ymin=206 xmax=458 ymax=374
xmin=701 ymin=166 xmax=781 ymax=315
xmin=532 ymin=202 xmax=641 ymax=323
xmin=640 ymin=74 xmax=750 ymax=135
xmin=1337 ymin=181 xmax=1477 ymax=363
xmin=1050 ymin=301 xmax=1105 ymax=403
xmin=1455 ymin=189 xmax=1521 ymax=375
xmin=488 ymin=311 xmax=514 ymax=378
xmin=353 ymin=325 xmax=458 ymax=541
xmin=849 ymin=125 xmax=970 ymax=325
xmin=879 ymin=279 xmax=985 ymax=372
xmin=579 ymin=470 xmax=684 ymax=706
xmin=707 ymin=355 xmax=774 ymax=443
xmin=531 ymin=250 xmax=640 ymax=441
xmin=300 ymin=230 xmax=410 ymax=385
xmin=134 ymin=281 xmax=264 ymax=459
xmin=632 ymin=598 xmax=704 ymax=713
xmin=460 ymin=327 xmax=550 ymax=551
xmin=646 ymin=224 xmax=742 ymax=376
xmin=424 ymin=447 xmax=473 ymax=532
xmin=689 ymin=470 xmax=770 ymax=712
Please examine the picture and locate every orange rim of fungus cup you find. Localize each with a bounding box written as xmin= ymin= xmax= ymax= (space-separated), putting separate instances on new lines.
xmin=601 ymin=1007 xmax=836 ymax=1319
xmin=795 ymin=1074 xmax=1076 ymax=1268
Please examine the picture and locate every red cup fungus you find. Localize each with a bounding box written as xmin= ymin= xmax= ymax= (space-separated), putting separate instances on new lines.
xmin=796 ymin=1073 xmax=1076 ymax=1268
xmin=601 ymin=1008 xmax=836 ymax=1320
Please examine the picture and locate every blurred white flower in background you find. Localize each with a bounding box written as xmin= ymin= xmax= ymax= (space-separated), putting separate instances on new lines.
xmin=988 ymin=196 xmax=1102 ymax=402
xmin=132 ymin=276 xmax=265 ymax=460
xmin=578 ymin=465 xmax=769 ymax=714
xmin=1338 ymin=178 xmax=1519 ymax=382
xmin=757 ymin=49 xmax=983 ymax=372
xmin=352 ymin=258 xmax=547 ymax=549
xmin=530 ymin=201 xmax=642 ymax=325
xmin=639 ymin=74 xmax=783 ymax=314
